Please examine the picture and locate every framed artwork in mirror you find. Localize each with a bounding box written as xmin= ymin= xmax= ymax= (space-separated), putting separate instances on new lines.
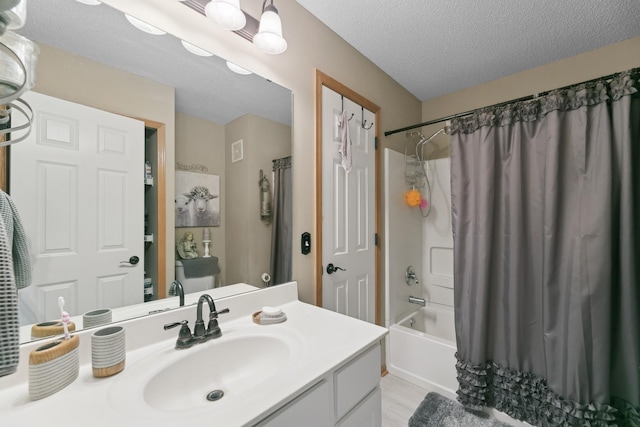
xmin=175 ymin=171 xmax=220 ymax=227
xmin=231 ymin=139 xmax=244 ymax=163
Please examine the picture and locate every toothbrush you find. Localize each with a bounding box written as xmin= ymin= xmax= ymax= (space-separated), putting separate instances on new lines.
xmin=58 ymin=296 xmax=71 ymax=340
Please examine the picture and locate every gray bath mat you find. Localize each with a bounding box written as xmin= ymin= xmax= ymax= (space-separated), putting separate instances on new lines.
xmin=409 ymin=392 xmax=512 ymax=427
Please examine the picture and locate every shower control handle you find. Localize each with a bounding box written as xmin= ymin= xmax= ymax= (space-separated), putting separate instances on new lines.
xmin=326 ymin=263 xmax=346 ymax=275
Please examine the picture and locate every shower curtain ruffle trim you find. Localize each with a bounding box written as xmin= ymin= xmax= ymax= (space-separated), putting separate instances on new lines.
xmin=448 ymin=68 xmax=639 ymax=135
xmin=455 ymin=354 xmax=640 ymax=427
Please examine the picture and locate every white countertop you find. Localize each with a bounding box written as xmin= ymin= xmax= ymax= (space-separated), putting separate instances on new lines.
xmin=1 ymin=282 xmax=388 ymax=427
xmin=19 ymin=283 xmax=258 ymax=343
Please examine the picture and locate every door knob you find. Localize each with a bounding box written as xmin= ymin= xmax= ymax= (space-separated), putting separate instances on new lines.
xmin=120 ymin=256 xmax=139 ymax=266
xmin=326 ymin=263 xmax=346 ymax=274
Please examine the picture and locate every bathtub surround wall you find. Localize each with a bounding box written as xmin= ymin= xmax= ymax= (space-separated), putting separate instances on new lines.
xmin=450 ymin=70 xmax=640 ymax=425
xmin=383 ymin=149 xmax=422 ymax=328
xmin=419 ymin=159 xmax=453 ymax=309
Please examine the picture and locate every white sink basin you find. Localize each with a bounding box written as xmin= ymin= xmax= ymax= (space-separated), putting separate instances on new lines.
xmin=108 ymin=326 xmax=303 ymax=416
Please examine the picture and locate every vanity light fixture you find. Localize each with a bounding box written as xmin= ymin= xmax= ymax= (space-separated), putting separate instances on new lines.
xmin=226 ymin=61 xmax=252 ymax=75
xmin=205 ymin=0 xmax=245 ymax=31
xmin=253 ymin=0 xmax=287 ymax=55
xmin=181 ymin=40 xmax=213 ymax=57
xmin=125 ymin=14 xmax=166 ymax=35
xmin=200 ymin=0 xmax=287 ymax=55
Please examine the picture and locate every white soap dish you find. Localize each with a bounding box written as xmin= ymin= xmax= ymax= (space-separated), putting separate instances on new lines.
xmin=252 ymin=308 xmax=286 ymax=325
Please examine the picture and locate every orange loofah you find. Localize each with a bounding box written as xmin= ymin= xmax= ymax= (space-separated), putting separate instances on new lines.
xmin=405 ymin=189 xmax=422 ymax=207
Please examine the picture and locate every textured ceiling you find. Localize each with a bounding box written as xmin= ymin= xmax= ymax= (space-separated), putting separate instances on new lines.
xmin=18 ymin=0 xmax=291 ymax=126
xmin=296 ymin=0 xmax=640 ymax=102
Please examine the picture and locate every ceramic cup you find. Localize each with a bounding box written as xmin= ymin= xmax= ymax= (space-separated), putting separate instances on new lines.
xmin=91 ymin=326 xmax=125 ymax=378
xmin=83 ymin=308 xmax=112 ymax=328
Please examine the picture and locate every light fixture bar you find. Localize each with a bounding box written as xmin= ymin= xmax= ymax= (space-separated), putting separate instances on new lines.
xmin=181 ymin=0 xmax=259 ymax=42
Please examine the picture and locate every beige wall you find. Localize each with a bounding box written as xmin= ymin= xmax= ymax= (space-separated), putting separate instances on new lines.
xmin=31 ymin=43 xmax=176 ymax=296
xmin=225 ymin=114 xmax=291 ymax=286
xmin=102 ymin=0 xmax=423 ymax=304
xmin=418 ymin=37 xmax=640 ymax=158
xmin=174 ymin=112 xmax=226 ymax=283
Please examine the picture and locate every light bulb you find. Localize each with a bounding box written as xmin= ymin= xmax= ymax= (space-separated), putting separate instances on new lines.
xmin=253 ymin=4 xmax=287 ymax=55
xmin=205 ymin=0 xmax=246 ymax=31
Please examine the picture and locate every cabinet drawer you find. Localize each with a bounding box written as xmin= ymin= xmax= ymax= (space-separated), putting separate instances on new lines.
xmin=334 ymin=344 xmax=380 ymax=420
xmin=336 ymin=388 xmax=381 ymax=427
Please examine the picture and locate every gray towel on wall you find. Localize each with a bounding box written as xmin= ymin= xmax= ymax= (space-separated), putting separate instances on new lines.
xmin=0 ymin=214 xmax=19 ymax=377
xmin=180 ymin=257 xmax=220 ymax=279
xmin=0 ymin=190 xmax=31 ymax=289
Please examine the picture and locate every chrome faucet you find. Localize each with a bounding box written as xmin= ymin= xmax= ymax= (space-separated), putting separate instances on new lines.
xmin=163 ymin=294 xmax=229 ymax=350
xmin=405 ymin=266 xmax=419 ymax=286
xmin=408 ymin=295 xmax=426 ymax=307
xmin=168 ymin=280 xmax=185 ymax=307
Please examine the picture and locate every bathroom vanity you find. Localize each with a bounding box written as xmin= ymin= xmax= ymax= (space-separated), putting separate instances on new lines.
xmin=0 ymin=282 xmax=387 ymax=426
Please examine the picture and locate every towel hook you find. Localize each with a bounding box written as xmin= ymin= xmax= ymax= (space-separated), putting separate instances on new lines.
xmin=361 ymin=106 xmax=374 ymax=130
xmin=341 ymin=95 xmax=354 ymax=120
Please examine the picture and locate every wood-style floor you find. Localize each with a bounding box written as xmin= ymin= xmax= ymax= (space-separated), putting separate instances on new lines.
xmin=381 ymin=374 xmax=428 ymax=427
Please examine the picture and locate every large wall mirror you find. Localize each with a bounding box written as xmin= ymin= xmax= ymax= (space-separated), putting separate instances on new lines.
xmin=12 ymin=0 xmax=292 ymax=343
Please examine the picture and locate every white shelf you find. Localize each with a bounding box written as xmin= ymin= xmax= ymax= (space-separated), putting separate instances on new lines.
xmin=144 ymin=177 xmax=154 ymax=186
xmin=144 ymin=234 xmax=154 ymax=243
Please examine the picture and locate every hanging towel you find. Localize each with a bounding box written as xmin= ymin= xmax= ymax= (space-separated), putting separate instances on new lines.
xmin=338 ymin=109 xmax=352 ymax=173
xmin=0 ymin=190 xmax=31 ymax=289
xmin=0 ymin=214 xmax=19 ymax=377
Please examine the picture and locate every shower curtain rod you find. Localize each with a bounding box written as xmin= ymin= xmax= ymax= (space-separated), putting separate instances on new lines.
xmin=383 ymin=71 xmax=627 ymax=137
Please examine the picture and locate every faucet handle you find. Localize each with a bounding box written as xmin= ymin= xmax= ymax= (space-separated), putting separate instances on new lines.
xmin=206 ymin=308 xmax=229 ymax=340
xmin=164 ymin=320 xmax=187 ymax=330
xmin=210 ymin=307 xmax=230 ymax=319
xmin=164 ymin=320 xmax=194 ymax=349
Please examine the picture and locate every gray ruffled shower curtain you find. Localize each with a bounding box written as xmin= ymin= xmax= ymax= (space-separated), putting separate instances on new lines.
xmin=269 ymin=156 xmax=292 ymax=285
xmin=449 ymin=69 xmax=639 ymax=426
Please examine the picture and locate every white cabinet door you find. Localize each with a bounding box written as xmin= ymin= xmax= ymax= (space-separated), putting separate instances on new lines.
xmin=12 ymin=91 xmax=144 ymax=323
xmin=255 ymin=380 xmax=333 ymax=427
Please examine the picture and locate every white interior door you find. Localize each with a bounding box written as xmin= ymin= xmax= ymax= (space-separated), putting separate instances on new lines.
xmin=12 ymin=91 xmax=144 ymax=323
xmin=321 ymin=86 xmax=376 ymax=323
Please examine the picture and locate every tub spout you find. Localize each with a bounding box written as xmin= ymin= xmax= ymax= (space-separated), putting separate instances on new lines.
xmin=408 ymin=296 xmax=426 ymax=307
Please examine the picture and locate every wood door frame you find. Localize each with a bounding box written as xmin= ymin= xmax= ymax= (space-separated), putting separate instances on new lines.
xmin=135 ymin=117 xmax=167 ymax=302
xmin=314 ymin=69 xmax=382 ymax=326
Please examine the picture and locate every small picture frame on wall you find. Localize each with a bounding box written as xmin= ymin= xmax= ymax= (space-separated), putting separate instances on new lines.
xmin=231 ymin=139 xmax=244 ymax=163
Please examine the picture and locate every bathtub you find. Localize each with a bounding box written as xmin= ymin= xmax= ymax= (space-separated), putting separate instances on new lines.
xmin=387 ymin=302 xmax=459 ymax=400
xmin=387 ymin=303 xmax=532 ymax=427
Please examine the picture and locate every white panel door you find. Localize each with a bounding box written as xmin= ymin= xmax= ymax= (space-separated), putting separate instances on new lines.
xmin=321 ymin=86 xmax=376 ymax=323
xmin=12 ymin=91 xmax=144 ymax=323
